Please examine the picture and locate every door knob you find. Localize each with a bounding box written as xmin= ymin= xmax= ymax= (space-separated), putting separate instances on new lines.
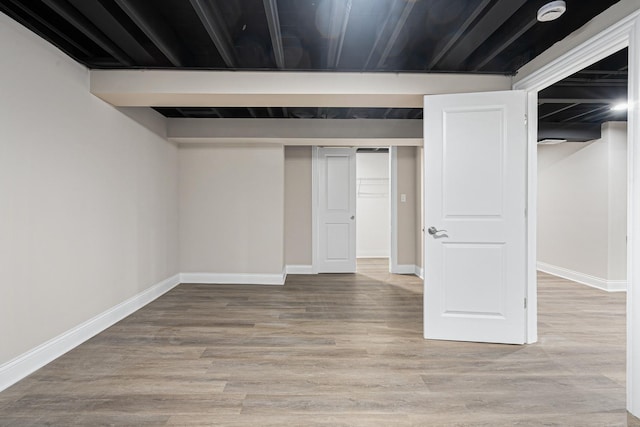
xmin=428 ymin=226 xmax=447 ymax=235
xmin=350 ymin=215 xmax=355 ymax=220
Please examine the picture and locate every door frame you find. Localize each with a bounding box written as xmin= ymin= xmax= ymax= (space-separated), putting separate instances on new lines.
xmin=312 ymin=146 xmax=399 ymax=273
xmin=513 ymin=10 xmax=640 ymax=416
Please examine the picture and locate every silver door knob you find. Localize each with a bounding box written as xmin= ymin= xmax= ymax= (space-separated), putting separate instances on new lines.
xmin=428 ymin=226 xmax=447 ymax=235
xmin=350 ymin=215 xmax=355 ymax=220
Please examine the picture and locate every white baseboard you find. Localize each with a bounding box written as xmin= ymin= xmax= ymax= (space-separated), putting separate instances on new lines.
xmin=391 ymin=264 xmax=418 ymax=275
xmin=286 ymin=265 xmax=315 ymax=274
xmin=0 ymin=274 xmax=181 ymax=393
xmin=415 ymin=266 xmax=424 ymax=280
xmin=180 ymin=269 xmax=287 ymax=285
xmin=537 ymin=262 xmax=627 ymax=292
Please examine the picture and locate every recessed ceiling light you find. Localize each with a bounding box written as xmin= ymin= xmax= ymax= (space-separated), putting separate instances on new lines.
xmin=611 ymin=102 xmax=628 ymax=111
xmin=537 ymin=1 xmax=566 ymax=22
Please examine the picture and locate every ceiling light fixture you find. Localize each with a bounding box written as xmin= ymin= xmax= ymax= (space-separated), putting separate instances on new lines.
xmin=611 ymin=102 xmax=629 ymax=111
xmin=537 ymin=1 xmax=567 ymax=22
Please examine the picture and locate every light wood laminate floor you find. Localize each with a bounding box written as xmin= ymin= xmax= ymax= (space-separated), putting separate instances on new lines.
xmin=0 ymin=259 xmax=638 ymax=426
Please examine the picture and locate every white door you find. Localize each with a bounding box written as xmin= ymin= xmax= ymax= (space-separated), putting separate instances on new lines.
xmin=423 ymin=90 xmax=527 ymax=344
xmin=317 ymin=147 xmax=357 ymax=273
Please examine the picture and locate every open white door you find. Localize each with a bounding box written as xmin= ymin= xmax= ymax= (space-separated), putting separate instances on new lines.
xmin=316 ymin=147 xmax=357 ymax=273
xmin=424 ymin=90 xmax=527 ymax=344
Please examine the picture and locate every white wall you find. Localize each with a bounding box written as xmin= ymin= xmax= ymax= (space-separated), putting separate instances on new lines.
xmin=537 ymin=122 xmax=627 ymax=289
xmin=397 ymin=147 xmax=418 ymax=266
xmin=356 ymin=152 xmax=390 ymax=258
xmin=0 ymin=14 xmax=179 ymax=366
xmin=179 ymin=144 xmax=285 ymax=277
xmin=607 ymin=123 xmax=628 ymax=280
xmin=284 ymin=147 xmax=313 ymax=267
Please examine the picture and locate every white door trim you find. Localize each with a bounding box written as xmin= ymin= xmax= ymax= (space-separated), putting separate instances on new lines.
xmin=389 ymin=146 xmax=399 ymax=273
xmin=513 ymin=11 xmax=640 ymax=417
xmin=313 ymin=146 xmax=400 ymax=273
xmin=312 ymin=146 xmax=319 ymax=273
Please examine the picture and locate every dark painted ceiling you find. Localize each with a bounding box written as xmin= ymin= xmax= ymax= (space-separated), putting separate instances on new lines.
xmin=539 ymin=48 xmax=628 ymax=141
xmin=1 ymin=0 xmax=625 ymax=129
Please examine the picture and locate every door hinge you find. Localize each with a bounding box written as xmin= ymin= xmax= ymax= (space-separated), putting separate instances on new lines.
xmin=524 ymin=298 xmax=527 ymax=309
xmin=524 ymin=114 xmax=528 ymax=126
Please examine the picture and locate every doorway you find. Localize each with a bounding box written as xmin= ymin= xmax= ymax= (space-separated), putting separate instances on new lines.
xmin=355 ymin=148 xmax=391 ymax=272
xmin=536 ymin=48 xmax=628 ymax=291
xmin=512 ymin=11 xmax=640 ymax=415
xmin=312 ymin=146 xmax=422 ymax=276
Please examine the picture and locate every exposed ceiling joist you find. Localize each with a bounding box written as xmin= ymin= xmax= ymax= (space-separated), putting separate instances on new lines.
xmin=114 ymin=0 xmax=186 ymax=67
xmin=375 ymin=0 xmax=414 ymax=69
xmin=262 ymin=0 xmax=285 ymax=69
xmin=539 ymin=103 xmax=579 ymax=120
xmin=68 ymin=0 xmax=156 ymax=65
xmin=4 ymin=0 xmax=90 ymax=56
xmin=176 ymin=107 xmax=190 ymax=118
xmin=539 ymin=98 xmax=620 ymax=104
xmin=425 ymin=0 xmax=492 ymax=71
xmin=578 ymin=69 xmax=628 ymax=75
xmin=471 ymin=18 xmax=537 ymax=71
xmin=362 ymin=0 xmax=407 ymax=70
xmin=579 ymin=108 xmax=625 ymax=123
xmin=435 ymin=0 xmax=526 ymax=70
xmin=560 ymin=105 xmax=612 ymax=123
xmin=188 ymin=0 xmax=237 ymax=68
xmin=326 ymin=0 xmax=352 ymax=69
xmin=557 ymin=78 xmax=627 ymax=86
xmin=540 ymin=85 xmax=627 ymax=100
xmin=42 ymin=0 xmax=133 ymax=65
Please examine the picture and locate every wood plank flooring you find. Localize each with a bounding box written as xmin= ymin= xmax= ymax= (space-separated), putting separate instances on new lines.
xmin=0 ymin=259 xmax=638 ymax=426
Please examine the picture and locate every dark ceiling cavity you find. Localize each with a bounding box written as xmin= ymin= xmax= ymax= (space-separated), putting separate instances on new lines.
xmin=0 ymin=0 xmax=619 ymax=72
xmin=0 ymin=0 xmax=624 ymax=128
xmin=538 ymin=48 xmax=628 ymax=141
